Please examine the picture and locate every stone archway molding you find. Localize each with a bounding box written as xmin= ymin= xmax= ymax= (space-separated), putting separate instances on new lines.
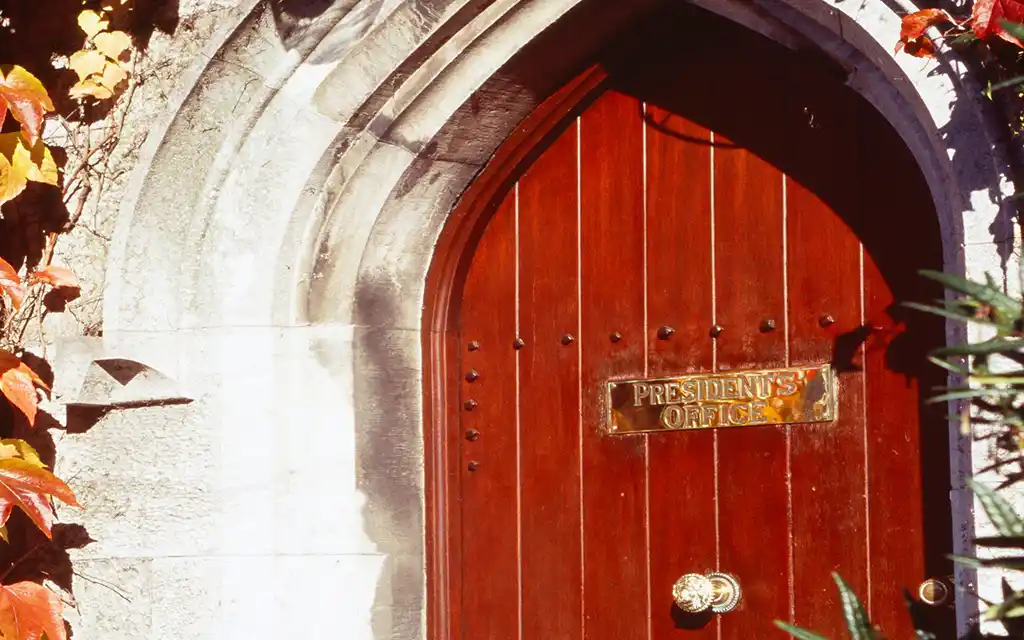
xmin=101 ymin=0 xmax=1015 ymax=637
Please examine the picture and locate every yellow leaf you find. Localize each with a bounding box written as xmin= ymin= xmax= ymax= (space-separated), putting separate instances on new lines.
xmin=94 ymin=31 xmax=132 ymax=60
xmin=77 ymin=10 xmax=109 ymax=40
xmin=68 ymin=50 xmax=107 ymax=83
xmin=0 ymin=133 xmax=58 ymax=205
xmin=97 ymin=63 xmax=128 ymax=92
xmin=0 ymin=525 xmax=9 ymax=543
xmin=0 ymin=133 xmax=58 ymax=187
xmin=69 ymin=79 xmax=113 ymax=101
xmin=0 ymin=439 xmax=44 ymax=468
xmin=0 ymin=153 xmax=24 ymax=206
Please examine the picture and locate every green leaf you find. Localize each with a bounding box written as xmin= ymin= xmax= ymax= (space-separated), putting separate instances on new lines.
xmin=975 ymin=535 xmax=1024 ymax=548
xmin=834 ymin=573 xmax=878 ymax=639
xmin=927 ymin=355 xmax=968 ymax=375
xmin=927 ymin=388 xmax=1020 ymax=403
xmin=982 ymin=589 xmax=1024 ymax=620
xmin=773 ymin=621 xmax=829 ymax=640
xmin=951 ymin=554 xmax=1024 ymax=569
xmin=999 ymin=20 xmax=1024 ymax=42
xmin=971 ymin=375 xmax=1024 ymax=385
xmin=933 ymin=337 xmax=1024 ymax=357
xmin=919 ymin=269 xmax=1020 ymax=321
xmin=989 ymin=75 xmax=1024 ymax=93
xmin=970 ymin=478 xmax=1024 ymax=536
xmin=950 ymin=553 xmax=986 ymax=568
xmin=903 ymin=301 xmax=1004 ymax=327
xmin=946 ymin=31 xmax=980 ymax=46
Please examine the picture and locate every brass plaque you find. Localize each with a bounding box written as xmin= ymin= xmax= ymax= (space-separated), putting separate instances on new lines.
xmin=606 ymin=364 xmax=836 ymax=434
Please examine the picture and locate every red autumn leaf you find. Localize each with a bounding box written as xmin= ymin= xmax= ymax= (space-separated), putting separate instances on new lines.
xmin=973 ymin=0 xmax=1024 ymax=45
xmin=0 ymin=580 xmax=67 ymax=640
xmin=0 ymin=351 xmax=48 ymax=427
xmin=0 ymin=458 xmax=78 ymax=540
xmin=895 ymin=9 xmax=953 ymax=57
xmin=0 ymin=67 xmax=55 ymax=147
xmin=28 ymin=266 xmax=78 ymax=290
xmin=0 ymin=259 xmax=23 ymax=312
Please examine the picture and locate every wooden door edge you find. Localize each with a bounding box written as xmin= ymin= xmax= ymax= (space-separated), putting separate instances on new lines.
xmin=421 ymin=63 xmax=608 ymax=640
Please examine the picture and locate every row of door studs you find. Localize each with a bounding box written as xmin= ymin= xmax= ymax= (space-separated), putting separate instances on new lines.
xmin=464 ymin=314 xmax=836 ymax=357
xmin=461 ymin=314 xmax=839 ymax=471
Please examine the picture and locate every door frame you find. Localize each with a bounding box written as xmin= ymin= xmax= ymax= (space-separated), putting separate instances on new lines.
xmin=421 ymin=35 xmax=978 ymax=640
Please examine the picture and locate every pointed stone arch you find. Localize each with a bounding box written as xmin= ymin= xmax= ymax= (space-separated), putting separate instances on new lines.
xmin=103 ymin=0 xmax=1013 ymax=636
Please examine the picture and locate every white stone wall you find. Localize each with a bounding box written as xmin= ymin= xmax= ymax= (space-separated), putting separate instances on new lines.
xmin=30 ymin=0 xmax=1019 ymax=638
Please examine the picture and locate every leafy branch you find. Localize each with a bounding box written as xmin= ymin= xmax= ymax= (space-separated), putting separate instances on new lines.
xmin=0 ymin=1 xmax=139 ymax=637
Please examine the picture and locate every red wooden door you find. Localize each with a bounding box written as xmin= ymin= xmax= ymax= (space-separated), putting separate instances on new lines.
xmin=448 ymin=7 xmax=952 ymax=639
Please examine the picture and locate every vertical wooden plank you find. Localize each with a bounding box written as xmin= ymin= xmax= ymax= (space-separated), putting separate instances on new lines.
xmin=441 ymin=330 xmax=464 ymax=640
xmin=859 ymin=104 xmax=950 ymax=638
xmin=713 ymin=132 xmax=790 ymax=639
xmin=644 ymin=107 xmax=717 ymax=637
xmin=862 ymin=240 xmax=924 ymax=640
xmin=579 ymin=90 xmax=647 ymax=640
xmin=459 ymin=195 xmax=519 ymax=640
xmin=518 ymin=127 xmax=583 ymax=638
xmin=785 ymin=78 xmax=869 ymax=636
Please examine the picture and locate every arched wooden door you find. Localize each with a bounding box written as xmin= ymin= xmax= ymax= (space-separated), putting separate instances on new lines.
xmin=431 ymin=5 xmax=954 ymax=639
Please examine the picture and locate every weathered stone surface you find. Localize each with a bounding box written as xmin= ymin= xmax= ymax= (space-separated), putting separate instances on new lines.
xmin=65 ymin=558 xmax=152 ymax=640
xmin=33 ymin=0 xmax=1019 ymax=638
xmin=148 ymin=554 xmax=385 ymax=639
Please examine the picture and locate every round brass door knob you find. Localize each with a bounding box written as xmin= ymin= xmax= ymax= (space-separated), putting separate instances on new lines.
xmin=918 ymin=577 xmax=952 ymax=607
xmin=672 ymin=572 xmax=742 ymax=614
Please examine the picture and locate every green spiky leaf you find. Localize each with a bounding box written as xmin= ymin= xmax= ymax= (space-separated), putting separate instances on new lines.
xmin=834 ymin=573 xmax=879 ymax=639
xmin=773 ymin=621 xmax=829 ymax=640
xmin=970 ymin=478 xmax=1024 ymax=536
xmin=951 ymin=554 xmax=1024 ymax=569
xmin=975 ymin=535 xmax=1024 ymax=548
xmin=927 ymin=387 xmax=1021 ymax=403
xmin=903 ymin=301 xmax=1004 ymax=327
xmin=919 ymin=269 xmax=1020 ymax=322
xmin=983 ymin=590 xmax=1024 ymax=620
xmin=933 ymin=337 xmax=1024 ymax=357
xmin=999 ymin=20 xmax=1024 ymax=41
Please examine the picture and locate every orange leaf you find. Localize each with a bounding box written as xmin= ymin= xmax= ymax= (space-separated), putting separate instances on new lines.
xmin=0 ymin=259 xmax=23 ymax=312
xmin=0 ymin=351 xmax=48 ymax=427
xmin=895 ymin=9 xmax=953 ymax=57
xmin=0 ymin=67 xmax=55 ymax=147
xmin=0 ymin=459 xmax=78 ymax=540
xmin=973 ymin=0 xmax=1024 ymax=45
xmin=0 ymin=581 xmax=66 ymax=640
xmin=29 ymin=266 xmax=78 ymax=290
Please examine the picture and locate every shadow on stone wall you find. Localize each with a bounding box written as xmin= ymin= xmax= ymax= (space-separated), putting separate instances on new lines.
xmin=269 ymin=0 xmax=387 ymax=65
xmin=351 ymin=279 xmax=424 ymax=639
